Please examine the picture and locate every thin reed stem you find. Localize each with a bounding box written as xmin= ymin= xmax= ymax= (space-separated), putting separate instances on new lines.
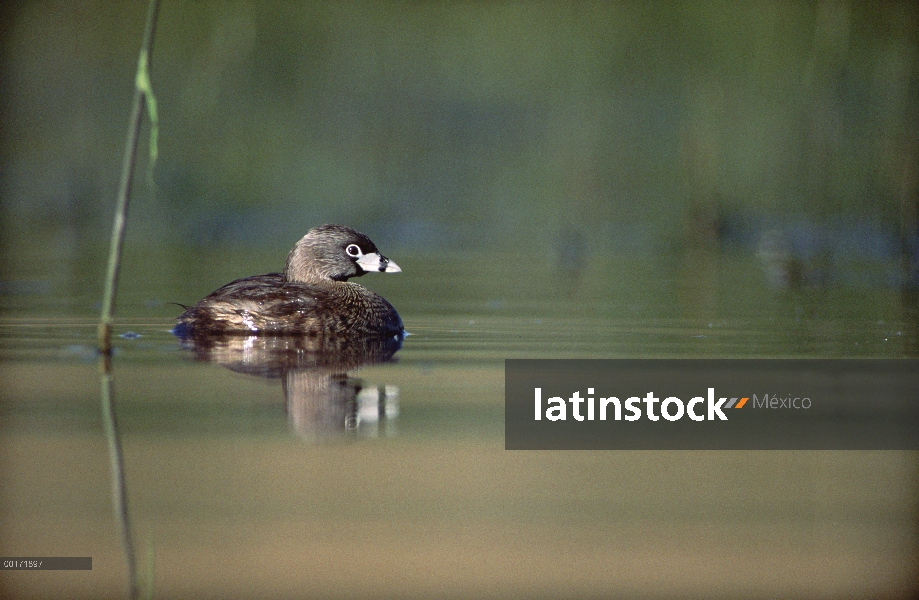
xmin=100 ymin=353 xmax=139 ymax=599
xmin=96 ymin=2 xmax=162 ymax=598
xmin=98 ymin=0 xmax=161 ymax=354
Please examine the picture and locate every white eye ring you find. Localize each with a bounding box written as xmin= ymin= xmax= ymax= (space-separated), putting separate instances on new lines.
xmin=345 ymin=244 xmax=362 ymax=257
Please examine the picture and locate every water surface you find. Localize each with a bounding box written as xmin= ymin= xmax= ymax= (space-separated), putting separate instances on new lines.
xmin=1 ymin=252 xmax=917 ymax=598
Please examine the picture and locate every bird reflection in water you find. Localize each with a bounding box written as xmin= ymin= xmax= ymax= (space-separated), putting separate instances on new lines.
xmin=175 ymin=332 xmax=403 ymax=440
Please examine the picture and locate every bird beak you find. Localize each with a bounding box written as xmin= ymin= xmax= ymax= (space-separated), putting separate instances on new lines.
xmin=357 ymin=252 xmax=401 ymax=273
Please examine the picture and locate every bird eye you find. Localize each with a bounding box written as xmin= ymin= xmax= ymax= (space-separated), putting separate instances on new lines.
xmin=345 ymin=244 xmax=362 ymax=257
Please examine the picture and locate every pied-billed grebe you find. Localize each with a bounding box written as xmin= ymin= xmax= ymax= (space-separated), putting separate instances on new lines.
xmin=175 ymin=224 xmax=403 ymax=338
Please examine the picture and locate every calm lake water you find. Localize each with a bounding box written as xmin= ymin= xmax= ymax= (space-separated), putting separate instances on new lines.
xmin=1 ymin=250 xmax=917 ymax=598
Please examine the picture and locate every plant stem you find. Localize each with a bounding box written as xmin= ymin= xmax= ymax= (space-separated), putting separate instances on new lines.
xmin=97 ymin=2 xmax=162 ymax=598
xmin=98 ymin=0 xmax=161 ymax=354
xmin=100 ymin=352 xmax=139 ymax=599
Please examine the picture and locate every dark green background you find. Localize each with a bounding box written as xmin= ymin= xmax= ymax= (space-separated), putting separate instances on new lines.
xmin=1 ymin=2 xmax=917 ymax=318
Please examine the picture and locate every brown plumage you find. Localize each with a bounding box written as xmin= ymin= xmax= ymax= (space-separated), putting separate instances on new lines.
xmin=175 ymin=225 xmax=403 ymax=338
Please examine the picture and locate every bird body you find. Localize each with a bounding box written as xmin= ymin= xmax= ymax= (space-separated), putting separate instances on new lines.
xmin=175 ymin=225 xmax=403 ymax=338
